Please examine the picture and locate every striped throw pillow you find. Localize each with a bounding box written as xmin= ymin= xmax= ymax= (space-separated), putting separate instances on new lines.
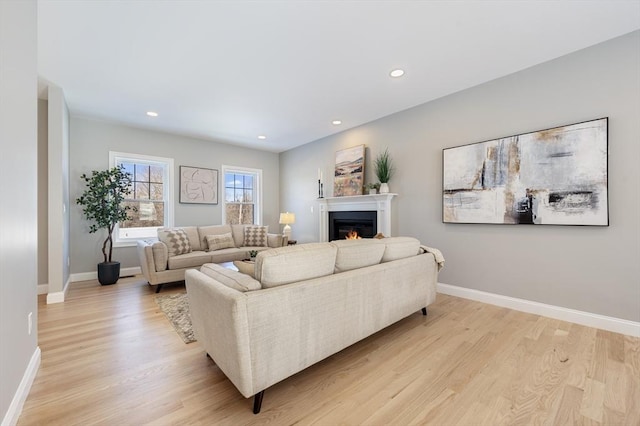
xmin=205 ymin=233 xmax=236 ymax=251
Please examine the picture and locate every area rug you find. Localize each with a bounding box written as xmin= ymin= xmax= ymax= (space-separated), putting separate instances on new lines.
xmin=155 ymin=292 xmax=196 ymax=344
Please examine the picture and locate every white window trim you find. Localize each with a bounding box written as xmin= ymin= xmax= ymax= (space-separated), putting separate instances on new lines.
xmin=109 ymin=151 xmax=175 ymax=247
xmin=221 ymin=165 xmax=263 ymax=225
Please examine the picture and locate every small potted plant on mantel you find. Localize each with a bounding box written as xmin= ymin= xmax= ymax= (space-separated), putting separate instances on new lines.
xmin=76 ymin=165 xmax=135 ymax=285
xmin=374 ymin=148 xmax=394 ymax=193
xmin=365 ymin=182 xmax=380 ymax=195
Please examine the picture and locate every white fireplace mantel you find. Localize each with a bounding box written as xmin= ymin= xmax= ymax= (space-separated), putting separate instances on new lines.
xmin=318 ymin=194 xmax=397 ymax=242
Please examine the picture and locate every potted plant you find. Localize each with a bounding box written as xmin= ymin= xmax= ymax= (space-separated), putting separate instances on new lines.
xmin=366 ymin=182 xmax=380 ymax=195
xmin=374 ymin=148 xmax=394 ymax=193
xmin=76 ymin=165 xmax=135 ymax=285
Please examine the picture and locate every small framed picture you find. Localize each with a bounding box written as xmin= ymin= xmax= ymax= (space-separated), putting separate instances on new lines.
xmin=179 ymin=166 xmax=218 ymax=204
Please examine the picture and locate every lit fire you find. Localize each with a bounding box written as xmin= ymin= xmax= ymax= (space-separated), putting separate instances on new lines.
xmin=346 ymin=230 xmax=361 ymax=240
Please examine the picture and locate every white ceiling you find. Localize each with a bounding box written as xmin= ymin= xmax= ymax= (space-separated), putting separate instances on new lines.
xmin=38 ymin=1 xmax=640 ymax=153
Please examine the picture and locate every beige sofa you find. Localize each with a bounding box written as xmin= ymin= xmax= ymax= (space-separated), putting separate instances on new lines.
xmin=137 ymin=224 xmax=287 ymax=292
xmin=185 ymin=237 xmax=444 ymax=413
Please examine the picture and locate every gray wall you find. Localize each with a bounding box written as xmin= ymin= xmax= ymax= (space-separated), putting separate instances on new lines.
xmin=280 ymin=31 xmax=640 ymax=322
xmin=69 ymin=117 xmax=280 ymax=274
xmin=48 ymin=84 xmax=71 ymax=295
xmin=0 ymin=0 xmax=39 ymax=422
xmin=38 ymin=99 xmax=49 ymax=286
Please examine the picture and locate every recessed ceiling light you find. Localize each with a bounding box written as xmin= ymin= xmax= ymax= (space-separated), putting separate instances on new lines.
xmin=146 ymin=111 xmax=158 ymax=117
xmin=389 ymin=69 xmax=405 ymax=78
xmin=332 ymin=120 xmax=342 ymax=125
xmin=257 ymin=135 xmax=267 ymax=140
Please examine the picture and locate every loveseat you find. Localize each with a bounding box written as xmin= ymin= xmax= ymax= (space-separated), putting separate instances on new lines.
xmin=185 ymin=237 xmax=444 ymax=413
xmin=137 ymin=224 xmax=287 ymax=292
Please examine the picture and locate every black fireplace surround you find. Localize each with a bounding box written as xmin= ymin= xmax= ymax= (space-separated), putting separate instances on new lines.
xmin=328 ymin=211 xmax=377 ymax=241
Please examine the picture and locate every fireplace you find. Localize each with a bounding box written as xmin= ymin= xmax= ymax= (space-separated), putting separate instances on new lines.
xmin=318 ymin=193 xmax=397 ymax=242
xmin=329 ymin=211 xmax=377 ymax=240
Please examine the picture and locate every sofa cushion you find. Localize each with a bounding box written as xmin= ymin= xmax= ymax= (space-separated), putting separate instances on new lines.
xmin=198 ymin=224 xmax=232 ymax=250
xmin=255 ymin=243 xmax=337 ymax=288
xmin=151 ymin=241 xmax=168 ymax=272
xmin=206 ymin=233 xmax=236 ymax=251
xmin=181 ymin=226 xmax=201 ymax=251
xmin=206 ymin=248 xmax=245 ymax=263
xmin=231 ymin=224 xmax=246 ymax=247
xmin=204 ymin=247 xmax=271 ymax=264
xmin=200 ymin=263 xmax=261 ymax=292
xmin=158 ymin=228 xmax=192 ymax=257
xmin=330 ymin=239 xmax=385 ymax=273
xmin=167 ymin=251 xmax=211 ymax=270
xmin=244 ymin=225 xmax=268 ymax=247
xmin=381 ymin=237 xmax=421 ymax=262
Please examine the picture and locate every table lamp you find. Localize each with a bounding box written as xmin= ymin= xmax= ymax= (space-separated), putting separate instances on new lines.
xmin=279 ymin=212 xmax=295 ymax=240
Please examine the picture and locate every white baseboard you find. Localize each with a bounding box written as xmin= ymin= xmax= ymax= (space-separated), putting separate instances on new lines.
xmin=70 ymin=271 xmax=98 ymax=282
xmin=70 ymin=266 xmax=142 ymax=283
xmin=1 ymin=346 xmax=41 ymax=426
xmin=46 ymin=277 xmax=70 ymax=304
xmin=437 ymin=283 xmax=640 ymax=338
xmin=37 ymin=284 xmax=48 ymax=295
xmin=120 ymin=266 xmax=142 ymax=277
xmin=46 ymin=291 xmax=64 ymax=304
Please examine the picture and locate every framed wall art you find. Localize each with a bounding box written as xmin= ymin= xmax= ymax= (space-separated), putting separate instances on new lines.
xmin=443 ymin=117 xmax=608 ymax=226
xmin=179 ymin=166 xmax=218 ymax=204
xmin=333 ymin=144 xmax=365 ymax=197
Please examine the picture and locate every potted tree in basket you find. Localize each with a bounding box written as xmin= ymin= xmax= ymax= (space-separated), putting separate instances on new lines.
xmin=374 ymin=148 xmax=394 ymax=193
xmin=76 ymin=165 xmax=135 ymax=285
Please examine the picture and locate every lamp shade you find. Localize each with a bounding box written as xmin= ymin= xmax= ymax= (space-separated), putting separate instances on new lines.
xmin=279 ymin=212 xmax=295 ymax=225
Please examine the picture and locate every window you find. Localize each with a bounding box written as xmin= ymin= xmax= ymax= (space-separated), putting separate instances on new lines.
xmin=222 ymin=166 xmax=262 ymax=225
xmin=110 ymin=152 xmax=174 ymax=245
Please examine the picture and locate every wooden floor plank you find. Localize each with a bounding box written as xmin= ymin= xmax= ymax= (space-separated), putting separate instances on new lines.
xmin=17 ymin=276 xmax=640 ymax=425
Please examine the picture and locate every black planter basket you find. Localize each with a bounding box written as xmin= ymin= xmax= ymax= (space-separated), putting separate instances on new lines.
xmin=97 ymin=261 xmax=120 ymax=285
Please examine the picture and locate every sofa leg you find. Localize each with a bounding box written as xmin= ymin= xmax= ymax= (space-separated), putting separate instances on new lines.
xmin=421 ymin=307 xmax=427 ymax=316
xmin=253 ymin=391 xmax=264 ymax=414
xmin=155 ymin=284 xmax=164 ymax=294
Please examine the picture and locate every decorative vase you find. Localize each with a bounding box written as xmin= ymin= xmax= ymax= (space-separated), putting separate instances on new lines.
xmin=97 ymin=261 xmax=120 ymax=285
xmin=369 ymin=188 xmax=377 ymax=195
xmin=379 ymin=183 xmax=389 ymax=193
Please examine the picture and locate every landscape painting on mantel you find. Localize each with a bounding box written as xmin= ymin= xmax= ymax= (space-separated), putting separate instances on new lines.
xmin=443 ymin=118 xmax=608 ymax=226
xmin=334 ymin=144 xmax=365 ymax=197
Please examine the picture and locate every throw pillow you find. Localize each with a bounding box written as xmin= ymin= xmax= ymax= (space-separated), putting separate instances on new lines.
xmin=157 ymin=228 xmax=192 ymax=257
xmin=205 ymin=233 xmax=236 ymax=251
xmin=244 ymin=225 xmax=268 ymax=247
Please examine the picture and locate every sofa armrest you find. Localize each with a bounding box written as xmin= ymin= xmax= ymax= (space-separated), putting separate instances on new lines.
xmin=267 ymin=233 xmax=287 ymax=248
xmin=137 ymin=239 xmax=170 ymax=285
xmin=137 ymin=240 xmax=156 ymax=281
xmin=185 ymin=269 xmax=254 ymax=397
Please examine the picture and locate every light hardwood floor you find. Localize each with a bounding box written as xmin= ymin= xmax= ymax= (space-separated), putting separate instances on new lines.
xmin=18 ymin=276 xmax=639 ymax=425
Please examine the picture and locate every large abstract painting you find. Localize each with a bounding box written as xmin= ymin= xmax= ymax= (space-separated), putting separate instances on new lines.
xmin=443 ymin=118 xmax=608 ymax=226
xmin=334 ymin=144 xmax=365 ymax=197
xmin=179 ymin=166 xmax=218 ymax=204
